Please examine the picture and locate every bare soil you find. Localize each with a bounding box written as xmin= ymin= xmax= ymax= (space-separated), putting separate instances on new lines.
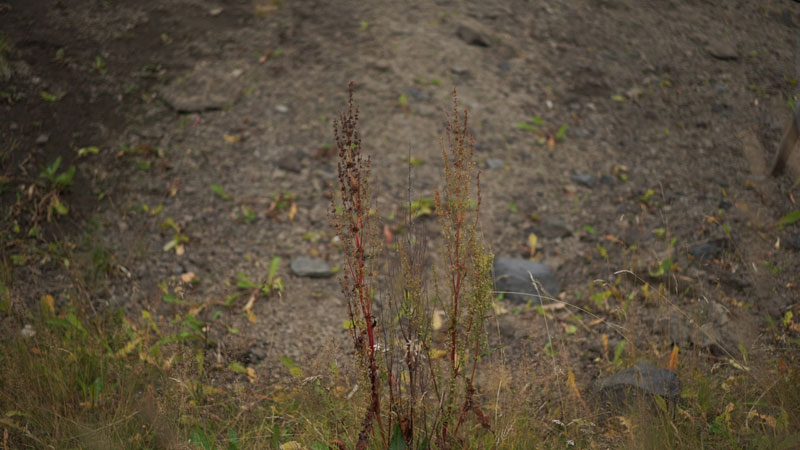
xmin=3 ymin=0 xmax=800 ymax=391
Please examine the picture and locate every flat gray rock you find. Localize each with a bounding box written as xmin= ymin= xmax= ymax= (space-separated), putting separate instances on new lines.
xmin=597 ymin=361 xmax=681 ymax=408
xmin=527 ymin=217 xmax=571 ymax=239
xmin=158 ymin=60 xmax=243 ymax=112
xmin=493 ymin=257 xmax=560 ymax=304
xmin=290 ymin=257 xmax=334 ymax=278
xmin=705 ymin=41 xmax=738 ymax=60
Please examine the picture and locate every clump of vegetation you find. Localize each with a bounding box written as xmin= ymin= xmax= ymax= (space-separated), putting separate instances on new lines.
xmin=331 ymin=83 xmax=493 ymax=448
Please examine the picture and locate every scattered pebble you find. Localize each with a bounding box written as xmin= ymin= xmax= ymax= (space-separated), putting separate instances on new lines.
xmin=572 ymin=172 xmax=596 ymax=188
xmin=290 ymin=257 xmax=334 ymax=278
xmin=21 ymin=324 xmax=36 ymax=339
xmin=275 ymin=104 xmax=289 ymax=114
xmin=596 ymin=362 xmax=681 ymax=409
xmin=35 ymin=134 xmax=49 ymax=145
xmin=456 ymin=25 xmax=489 ymax=47
xmin=688 ymin=238 xmax=726 ymax=260
xmin=527 ymin=217 xmax=571 ymax=239
xmin=705 ymin=40 xmax=738 ymax=60
xmin=493 ymin=257 xmax=560 ymax=304
xmin=404 ymin=87 xmax=428 ymax=101
xmin=486 ymin=158 xmax=504 ymax=170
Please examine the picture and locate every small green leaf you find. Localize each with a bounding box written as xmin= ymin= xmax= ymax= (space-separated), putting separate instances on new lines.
xmin=530 ymin=116 xmax=544 ymax=126
xmin=52 ymin=198 xmax=69 ymax=215
xmin=280 ymin=356 xmax=303 ymax=378
xmin=389 ymin=423 xmax=408 ymax=450
xmin=77 ymin=146 xmax=99 ymax=157
xmin=229 ymin=361 xmax=247 ymax=374
xmin=398 ymin=93 xmax=408 ymax=107
xmin=211 ymin=183 xmax=232 ymax=200
xmin=612 ymin=340 xmax=626 ymax=368
xmin=236 ymin=273 xmax=257 ymax=290
xmin=227 ymin=429 xmax=242 ymax=450
xmin=555 ymin=124 xmax=568 ymax=141
xmin=508 ymin=202 xmax=518 ymax=213
xmin=189 ymin=427 xmax=213 ymax=450
xmin=777 ymin=210 xmax=800 ymax=228
xmin=162 ymin=294 xmax=182 ymax=304
xmin=611 ymin=94 xmax=626 ymax=102
xmin=565 ymin=324 xmax=577 ymax=335
xmin=40 ymin=91 xmax=57 ymax=102
xmin=515 ymin=121 xmax=534 ymax=132
xmin=267 ymin=257 xmax=281 ymax=283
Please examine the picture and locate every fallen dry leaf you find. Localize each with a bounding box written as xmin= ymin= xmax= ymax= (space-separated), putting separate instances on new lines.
xmin=180 ymin=272 xmax=197 ymax=283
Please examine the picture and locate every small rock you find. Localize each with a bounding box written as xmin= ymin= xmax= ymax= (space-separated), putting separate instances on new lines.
xmin=276 ymin=154 xmax=303 ymax=173
xmin=21 ymin=324 xmax=36 ymax=339
xmin=527 ymin=217 xmax=571 ymax=239
xmin=456 ymin=25 xmax=489 ymax=47
xmin=486 ymin=158 xmax=504 ymax=170
xmin=290 ymin=257 xmax=334 ymax=278
xmin=688 ymin=238 xmax=727 ymax=260
xmin=497 ymin=60 xmax=511 ymax=72
xmin=599 ymin=174 xmax=614 ymax=186
xmin=667 ymin=310 xmax=690 ymax=345
xmin=596 ymin=362 xmax=681 ymax=408
xmin=275 ymin=104 xmax=289 ymax=114
xmin=718 ymin=198 xmax=732 ymax=210
xmin=246 ymin=345 xmax=268 ymax=364
xmin=450 ymin=65 xmax=470 ymax=76
xmin=692 ymin=322 xmax=726 ymax=355
xmin=567 ymin=127 xmax=595 ymax=139
xmin=784 ymin=235 xmax=800 ymax=251
xmin=404 ymin=87 xmax=429 ymax=101
xmin=35 ymin=134 xmax=49 ymax=145
xmin=572 ymin=172 xmax=596 ymax=188
xmin=705 ymin=40 xmax=738 ymax=60
xmin=370 ymin=60 xmax=391 ymax=72
xmin=493 ymin=257 xmax=560 ymax=303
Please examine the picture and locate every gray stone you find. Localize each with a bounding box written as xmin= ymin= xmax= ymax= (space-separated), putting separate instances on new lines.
xmin=290 ymin=257 xmax=334 ymax=278
xmin=158 ymin=60 xmax=243 ymax=112
xmin=486 ymin=158 xmax=505 ymax=170
xmin=275 ymin=104 xmax=289 ymax=114
xmin=572 ymin=172 xmax=597 ymax=188
xmin=35 ymin=134 xmax=49 ymax=145
xmin=527 ymin=217 xmax=571 ymax=239
xmin=246 ymin=344 xmax=268 ymax=364
xmin=705 ymin=41 xmax=738 ymax=60
xmin=785 ymin=235 xmax=800 ymax=251
xmin=667 ymin=310 xmax=690 ymax=345
xmin=688 ymin=238 xmax=726 ymax=260
xmin=450 ymin=65 xmax=470 ymax=76
xmin=692 ymin=322 xmax=725 ymax=354
xmin=21 ymin=324 xmax=36 ymax=339
xmin=597 ymin=362 xmax=681 ymax=408
xmin=493 ymin=257 xmax=560 ymax=303
xmin=456 ymin=25 xmax=489 ymax=47
xmin=276 ymin=154 xmax=303 ymax=173
xmin=404 ymin=87 xmax=429 ymax=101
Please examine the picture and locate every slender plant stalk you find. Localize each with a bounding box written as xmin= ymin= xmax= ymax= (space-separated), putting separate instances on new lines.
xmin=331 ymin=82 xmax=386 ymax=449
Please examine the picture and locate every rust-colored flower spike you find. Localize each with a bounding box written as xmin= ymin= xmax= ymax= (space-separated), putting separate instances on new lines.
xmin=331 ymin=82 xmax=386 ymax=449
